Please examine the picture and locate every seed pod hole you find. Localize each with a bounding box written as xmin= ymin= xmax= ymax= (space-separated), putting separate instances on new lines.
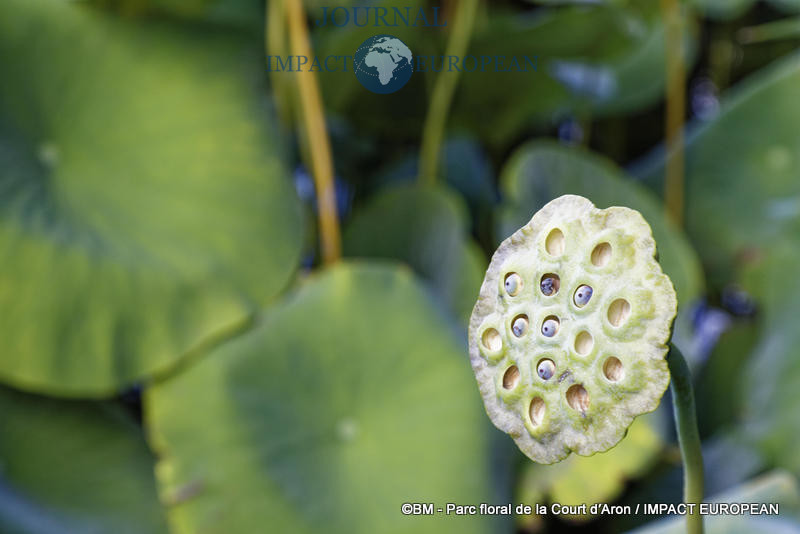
xmin=482 ymin=328 xmax=502 ymax=351
xmin=541 ymin=316 xmax=560 ymax=337
xmin=536 ymin=359 xmax=556 ymax=380
xmin=591 ymin=242 xmax=612 ymax=266
xmin=502 ymin=365 xmax=520 ymax=390
xmin=529 ymin=397 xmax=546 ymax=426
xmin=545 ymin=228 xmax=565 ymax=256
xmin=566 ymin=384 xmax=590 ymax=413
xmin=574 ymin=331 xmax=593 ymax=355
xmin=607 ymin=298 xmax=631 ymax=327
xmin=603 ymin=357 xmax=624 ymax=382
xmin=540 ymin=273 xmax=560 ymax=296
xmin=573 ymin=284 xmax=593 ymax=307
xmin=512 ymin=315 xmax=529 ymax=337
xmin=504 ymin=272 xmax=522 ymax=296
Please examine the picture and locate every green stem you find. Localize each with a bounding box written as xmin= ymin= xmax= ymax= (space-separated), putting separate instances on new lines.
xmin=283 ymin=0 xmax=341 ymax=264
xmin=667 ymin=344 xmax=705 ymax=534
xmin=418 ymin=0 xmax=479 ymax=186
xmin=266 ymin=0 xmax=292 ymax=125
xmin=660 ymin=0 xmax=686 ymax=227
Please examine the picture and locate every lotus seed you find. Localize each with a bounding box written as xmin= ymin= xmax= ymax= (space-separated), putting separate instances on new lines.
xmin=540 ymin=274 xmax=560 ymax=296
xmin=573 ymin=285 xmax=593 ymax=307
xmin=512 ymin=315 xmax=529 ymax=337
xmin=537 ymin=359 xmax=556 ymax=380
xmin=504 ymin=273 xmax=522 ymax=296
xmin=541 ymin=317 xmax=559 ymax=337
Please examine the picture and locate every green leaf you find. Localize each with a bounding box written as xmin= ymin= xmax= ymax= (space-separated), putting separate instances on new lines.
xmin=0 ymin=0 xmax=303 ymax=395
xmin=372 ymin=137 xmax=498 ymax=219
xmin=311 ymin=1 xmax=692 ymax=145
xmin=441 ymin=138 xmax=499 ymax=216
xmin=86 ymin=0 xmax=262 ymax=26
xmin=738 ymin=246 xmax=800 ymax=474
xmin=343 ymin=184 xmax=485 ymax=323
xmin=637 ymin=52 xmax=800 ymax=281
xmin=695 ymin=319 xmax=760 ymax=437
xmin=769 ymin=0 xmax=800 ymax=13
xmin=146 ymin=262 xmax=503 ymax=534
xmin=453 ymin=2 xmax=695 ymax=147
xmin=689 ymin=0 xmax=754 ymax=20
xmin=497 ymin=140 xmax=703 ymax=307
xmin=0 ymin=386 xmax=167 ymax=534
xmin=524 ymin=0 xmax=628 ymax=4
xmin=691 ymin=0 xmax=800 ymax=19
xmin=516 ymin=415 xmax=662 ymax=527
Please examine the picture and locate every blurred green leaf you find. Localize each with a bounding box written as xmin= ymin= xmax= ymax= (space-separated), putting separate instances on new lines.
xmin=441 ymin=137 xmax=499 ymax=215
xmin=637 ymin=52 xmax=800 ymax=281
xmin=700 ymin=433 xmax=766 ymax=497
xmin=525 ymin=0 xmax=629 ymax=5
xmin=0 ymin=387 xmax=167 ymax=534
xmin=695 ymin=320 xmax=760 ymax=437
xmin=690 ymin=0 xmax=753 ymax=20
xmin=628 ymin=470 xmax=800 ymax=533
xmin=146 ymin=262 xmax=505 ymax=534
xmin=343 ymin=183 xmax=485 ymax=323
xmin=692 ymin=0 xmax=800 ymax=19
xmin=452 ymin=1 xmax=696 ymax=147
xmin=87 ymin=0 xmax=262 ymax=26
xmin=305 ymin=0 xmax=358 ymax=8
xmin=737 ymin=246 xmax=800 ymax=474
xmin=517 ymin=415 xmax=662 ymax=527
xmin=371 ymin=137 xmax=498 ymax=220
xmin=770 ymin=0 xmax=800 ymax=13
xmin=497 ymin=140 xmax=703 ymax=306
xmin=0 ymin=0 xmax=303 ymax=395
xmin=312 ymin=1 xmax=694 ymax=146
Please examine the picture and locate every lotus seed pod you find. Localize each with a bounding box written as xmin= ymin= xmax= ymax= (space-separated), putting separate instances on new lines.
xmin=468 ymin=195 xmax=677 ymax=464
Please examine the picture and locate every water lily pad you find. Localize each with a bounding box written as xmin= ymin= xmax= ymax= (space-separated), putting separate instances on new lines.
xmin=453 ymin=2 xmax=694 ymax=147
xmin=0 ymin=386 xmax=167 ymax=534
xmin=738 ymin=246 xmax=800 ymax=474
xmin=692 ymin=0 xmax=800 ymax=18
xmin=146 ymin=263 xmax=501 ymax=534
xmin=371 ymin=137 xmax=498 ymax=225
xmin=637 ymin=52 xmax=800 ymax=280
xmin=87 ymin=0 xmax=261 ymax=25
xmin=0 ymin=0 xmax=303 ymax=395
xmin=344 ymin=184 xmax=485 ymax=323
xmin=690 ymin=0 xmax=753 ymax=20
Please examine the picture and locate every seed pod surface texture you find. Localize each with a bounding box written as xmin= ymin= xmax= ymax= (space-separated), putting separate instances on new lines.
xmin=469 ymin=195 xmax=676 ymax=463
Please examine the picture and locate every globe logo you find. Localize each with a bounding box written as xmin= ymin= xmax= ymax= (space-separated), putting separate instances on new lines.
xmin=353 ymin=35 xmax=413 ymax=94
